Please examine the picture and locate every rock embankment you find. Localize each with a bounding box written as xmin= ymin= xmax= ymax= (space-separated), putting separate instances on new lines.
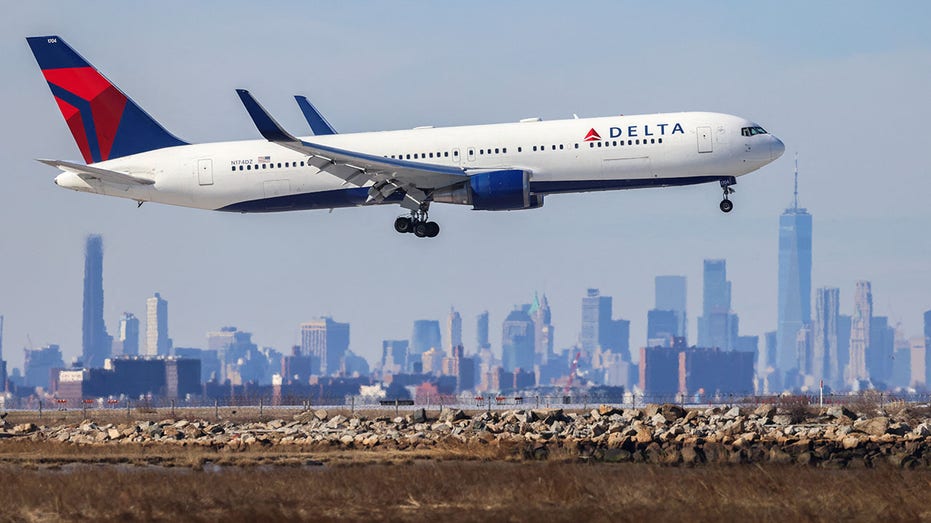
xmin=3 ymin=404 xmax=931 ymax=467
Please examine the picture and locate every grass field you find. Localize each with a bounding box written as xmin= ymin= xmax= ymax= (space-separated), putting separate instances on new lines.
xmin=1 ymin=461 xmax=928 ymax=522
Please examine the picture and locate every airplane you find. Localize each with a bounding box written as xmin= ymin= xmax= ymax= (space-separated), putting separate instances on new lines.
xmin=27 ymin=35 xmax=785 ymax=239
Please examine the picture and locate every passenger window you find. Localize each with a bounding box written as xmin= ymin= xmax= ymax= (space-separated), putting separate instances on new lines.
xmin=597 ymin=142 xmax=602 ymax=147
xmin=495 ymin=148 xmax=500 ymax=154
xmin=247 ymin=165 xmax=251 ymax=170
xmin=503 ymin=148 xmax=507 ymax=153
xmin=590 ymin=143 xmax=594 ymax=148
xmin=301 ymin=161 xmax=305 ymax=167
xmin=574 ymin=143 xmax=579 ymax=149
xmin=651 ymin=138 xmax=655 ymax=144
xmin=239 ymin=165 xmax=243 ymax=171
xmin=230 ymin=166 xmax=235 ymax=172
xmin=444 ymin=152 xmax=449 ymax=157
xmin=278 ymin=163 xmax=282 ymax=168
xmin=454 ymin=151 xmax=459 ymax=156
xmin=627 ymin=140 xmax=632 ymax=145
xmin=518 ymin=147 xmax=522 ymax=152
xmin=559 ymin=144 xmax=564 ymax=150
xmin=658 ymin=138 xmax=663 ymax=144
xmin=533 ymin=146 xmax=537 ymax=151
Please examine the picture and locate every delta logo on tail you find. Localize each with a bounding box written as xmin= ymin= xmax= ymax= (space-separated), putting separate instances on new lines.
xmin=583 ymin=128 xmax=601 ymax=142
xmin=26 ymin=36 xmax=186 ymax=165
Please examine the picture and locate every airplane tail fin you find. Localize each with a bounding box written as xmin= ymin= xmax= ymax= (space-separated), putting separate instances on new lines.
xmin=26 ymin=35 xmax=187 ymax=164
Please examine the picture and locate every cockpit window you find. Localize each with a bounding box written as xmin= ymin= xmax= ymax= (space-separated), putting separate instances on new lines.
xmin=741 ymin=126 xmax=768 ymax=137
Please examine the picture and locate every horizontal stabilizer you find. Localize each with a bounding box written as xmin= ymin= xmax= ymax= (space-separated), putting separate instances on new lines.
xmin=37 ymin=159 xmax=155 ymax=185
xmin=295 ymin=96 xmax=337 ymax=135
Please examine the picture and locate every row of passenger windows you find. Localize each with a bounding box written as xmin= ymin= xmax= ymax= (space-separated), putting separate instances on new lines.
xmin=231 ymin=137 xmax=666 ymax=171
xmin=590 ymin=138 xmax=663 ymax=147
xmin=231 ymin=161 xmax=307 ymax=171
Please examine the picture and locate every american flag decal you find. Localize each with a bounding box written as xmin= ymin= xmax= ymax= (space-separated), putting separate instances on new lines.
xmin=258 ymin=155 xmax=270 ymax=162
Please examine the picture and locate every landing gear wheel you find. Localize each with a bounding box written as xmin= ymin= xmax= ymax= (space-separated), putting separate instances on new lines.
xmin=720 ymin=199 xmax=733 ymax=213
xmin=394 ymin=216 xmax=413 ymax=234
xmin=413 ymin=222 xmax=428 ymax=237
xmin=425 ymin=221 xmax=440 ymax=238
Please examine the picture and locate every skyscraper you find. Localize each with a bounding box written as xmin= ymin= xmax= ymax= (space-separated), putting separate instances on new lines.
xmin=846 ymin=281 xmax=872 ymax=387
xmin=698 ymin=260 xmax=738 ymax=350
xmin=655 ymin=275 xmax=687 ymax=340
xmin=776 ymin=157 xmax=813 ymax=374
xmin=580 ymin=289 xmax=630 ymax=359
xmin=502 ymin=308 xmax=534 ymax=372
xmin=476 ymin=311 xmax=490 ymax=351
xmin=812 ymin=288 xmax=840 ymax=388
xmin=446 ymin=308 xmax=462 ymax=354
xmin=868 ymin=317 xmax=894 ymax=386
xmin=82 ymin=235 xmax=111 ymax=368
xmin=924 ymin=310 xmax=931 ymax=346
xmin=300 ymin=318 xmax=350 ymax=376
xmin=529 ymin=292 xmax=554 ymax=365
xmin=146 ymin=292 xmax=171 ymax=356
xmin=118 ymin=312 xmax=140 ymax=356
xmin=410 ymin=320 xmax=442 ymax=370
xmin=647 ymin=309 xmax=679 ymax=347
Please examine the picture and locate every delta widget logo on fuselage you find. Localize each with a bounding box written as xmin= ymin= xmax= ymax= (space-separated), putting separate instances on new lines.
xmin=583 ymin=122 xmax=685 ymax=142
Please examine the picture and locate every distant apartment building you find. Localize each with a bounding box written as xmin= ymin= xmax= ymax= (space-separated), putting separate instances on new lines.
xmin=115 ymin=312 xmax=141 ymax=356
xmin=654 ymin=275 xmax=688 ymax=341
xmin=146 ymin=292 xmax=171 ymax=357
xmin=845 ymin=281 xmax=872 ymax=388
xmin=56 ymin=356 xmax=200 ymax=402
xmin=24 ymin=345 xmax=65 ymax=390
xmin=502 ymin=308 xmax=534 ymax=373
xmin=380 ymin=340 xmax=409 ymax=374
xmin=530 ymin=293 xmax=554 ymax=365
xmin=580 ymin=288 xmax=631 ymax=359
xmin=697 ymin=260 xmax=739 ymax=351
xmin=476 ymin=311 xmax=490 ymax=352
xmin=301 ymin=318 xmax=350 ymax=376
xmin=639 ymin=344 xmax=754 ymax=398
xmin=446 ymin=308 xmax=462 ymax=354
xmin=410 ymin=320 xmax=442 ymax=364
xmin=812 ymin=287 xmax=840 ymax=389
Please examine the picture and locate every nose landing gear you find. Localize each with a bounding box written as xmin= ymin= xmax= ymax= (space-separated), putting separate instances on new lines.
xmin=719 ymin=178 xmax=736 ymax=213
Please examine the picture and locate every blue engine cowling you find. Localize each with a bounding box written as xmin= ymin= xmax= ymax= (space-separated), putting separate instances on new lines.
xmin=469 ymin=170 xmax=535 ymax=210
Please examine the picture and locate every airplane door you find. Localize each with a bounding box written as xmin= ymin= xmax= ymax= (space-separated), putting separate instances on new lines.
xmin=452 ymin=148 xmax=460 ymax=164
xmin=697 ymin=127 xmax=713 ymax=153
xmin=197 ymin=159 xmax=214 ymax=185
xmin=467 ymin=147 xmax=476 ymax=162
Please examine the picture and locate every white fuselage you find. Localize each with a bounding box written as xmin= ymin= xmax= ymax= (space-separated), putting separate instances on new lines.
xmin=54 ymin=111 xmax=784 ymax=212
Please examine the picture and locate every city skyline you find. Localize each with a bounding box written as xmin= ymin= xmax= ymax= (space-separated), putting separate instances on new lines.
xmin=1 ymin=3 xmax=930 ymax=371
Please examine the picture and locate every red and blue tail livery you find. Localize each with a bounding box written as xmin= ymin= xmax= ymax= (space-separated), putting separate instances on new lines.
xmin=26 ymin=35 xmax=186 ymax=164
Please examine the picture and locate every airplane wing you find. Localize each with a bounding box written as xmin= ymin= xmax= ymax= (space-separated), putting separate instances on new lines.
xmin=36 ymin=159 xmax=155 ymax=185
xmin=237 ymin=89 xmax=467 ymax=209
xmin=294 ymin=96 xmax=338 ymax=135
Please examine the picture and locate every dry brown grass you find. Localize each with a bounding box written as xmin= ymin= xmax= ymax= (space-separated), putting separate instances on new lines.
xmin=1 ymin=461 xmax=930 ymax=522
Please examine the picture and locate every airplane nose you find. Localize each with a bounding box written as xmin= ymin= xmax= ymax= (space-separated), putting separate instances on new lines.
xmin=771 ymin=136 xmax=786 ymax=160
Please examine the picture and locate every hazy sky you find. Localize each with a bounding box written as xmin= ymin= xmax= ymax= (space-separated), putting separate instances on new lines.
xmin=2 ymin=2 xmax=930 ymax=370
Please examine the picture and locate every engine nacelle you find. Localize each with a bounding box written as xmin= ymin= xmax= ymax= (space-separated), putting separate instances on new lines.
xmin=432 ymin=170 xmax=543 ymax=210
xmin=469 ymin=169 xmax=534 ymax=211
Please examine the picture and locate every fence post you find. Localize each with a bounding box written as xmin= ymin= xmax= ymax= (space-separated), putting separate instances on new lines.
xmin=38 ymin=399 xmax=42 ymax=421
xmin=170 ymin=399 xmax=175 ymax=418
xmin=82 ymin=400 xmax=87 ymax=420
xmin=127 ymin=399 xmax=131 ymax=419
xmin=350 ymin=396 xmax=355 ymax=415
xmin=259 ymin=398 xmax=264 ymax=418
xmin=214 ymin=399 xmax=219 ymax=421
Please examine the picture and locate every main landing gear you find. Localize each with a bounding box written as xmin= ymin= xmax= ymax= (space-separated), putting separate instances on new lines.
xmin=719 ymin=178 xmax=736 ymax=213
xmin=394 ymin=208 xmax=440 ymax=238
